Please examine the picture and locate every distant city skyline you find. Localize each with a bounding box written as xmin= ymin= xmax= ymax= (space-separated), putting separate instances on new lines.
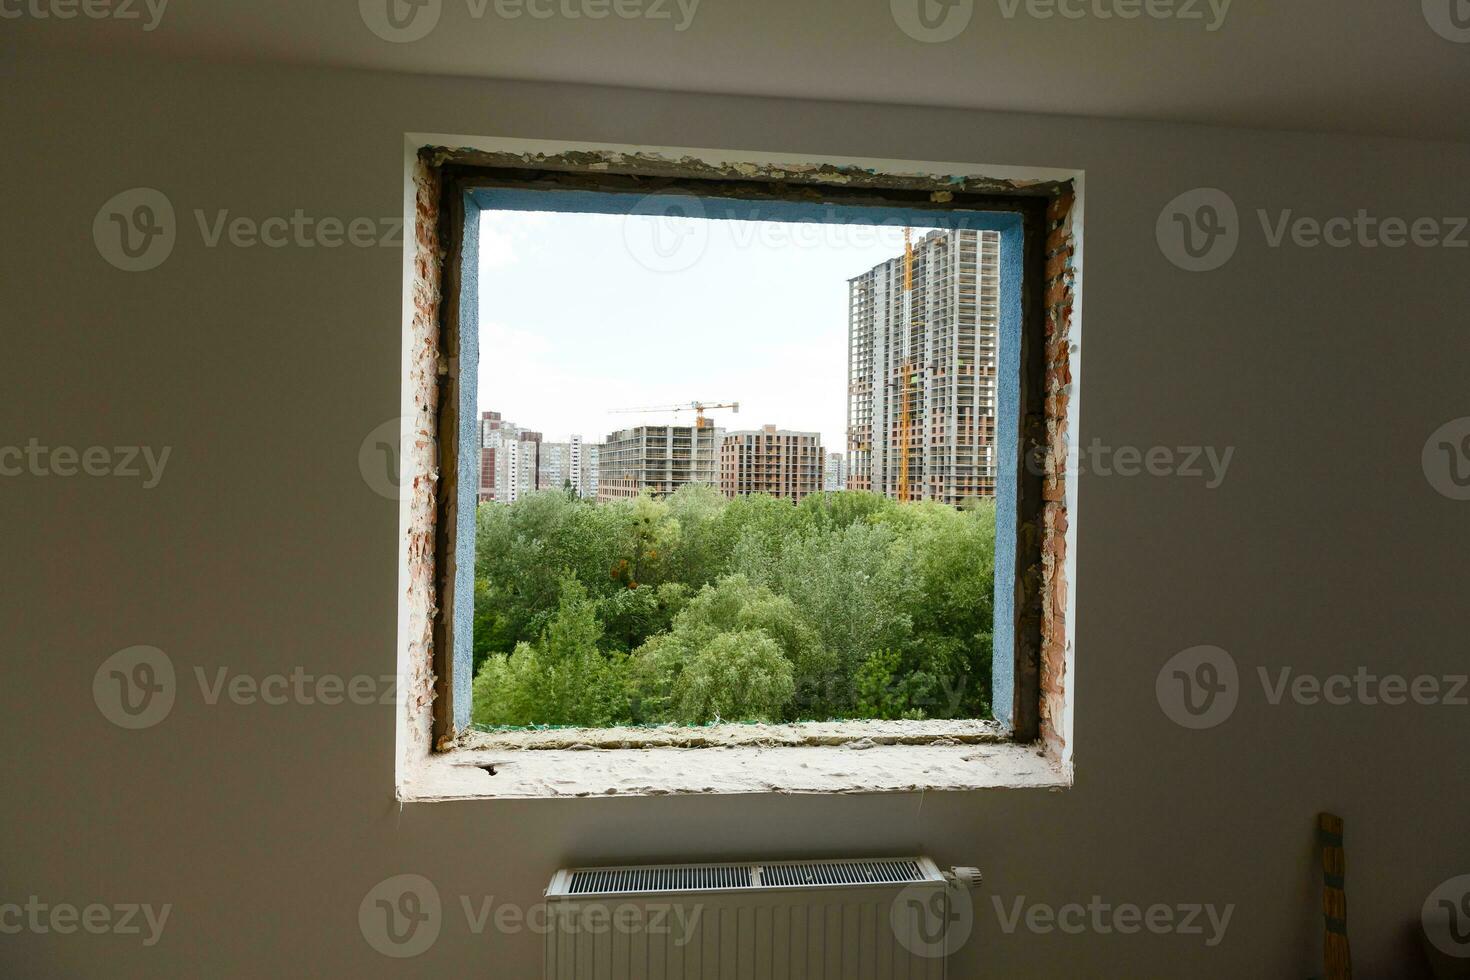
xmin=476 ymin=209 xmax=938 ymax=450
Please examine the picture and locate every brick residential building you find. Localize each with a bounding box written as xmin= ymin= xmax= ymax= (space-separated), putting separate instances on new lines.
xmin=719 ymin=425 xmax=825 ymax=502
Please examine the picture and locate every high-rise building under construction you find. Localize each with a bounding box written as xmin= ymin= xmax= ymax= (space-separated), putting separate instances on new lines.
xmin=598 ymin=423 xmax=723 ymax=501
xmin=846 ymin=228 xmax=1002 ymax=505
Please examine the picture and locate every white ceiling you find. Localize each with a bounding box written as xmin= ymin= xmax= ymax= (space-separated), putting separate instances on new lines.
xmin=13 ymin=0 xmax=1470 ymax=141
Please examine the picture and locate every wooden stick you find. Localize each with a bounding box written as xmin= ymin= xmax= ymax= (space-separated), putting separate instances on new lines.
xmin=1318 ymin=812 xmax=1352 ymax=980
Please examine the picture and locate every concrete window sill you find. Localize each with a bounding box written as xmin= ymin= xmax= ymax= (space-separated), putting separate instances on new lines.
xmin=399 ymin=720 xmax=1069 ymax=801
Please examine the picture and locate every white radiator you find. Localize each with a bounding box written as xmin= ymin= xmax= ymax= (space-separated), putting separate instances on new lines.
xmin=544 ymin=856 xmax=971 ymax=979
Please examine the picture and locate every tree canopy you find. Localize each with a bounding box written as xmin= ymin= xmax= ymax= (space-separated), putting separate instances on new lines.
xmin=471 ymin=485 xmax=995 ymax=728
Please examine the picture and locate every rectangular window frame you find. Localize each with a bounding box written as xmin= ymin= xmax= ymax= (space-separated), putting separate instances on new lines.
xmin=398 ymin=138 xmax=1078 ymax=799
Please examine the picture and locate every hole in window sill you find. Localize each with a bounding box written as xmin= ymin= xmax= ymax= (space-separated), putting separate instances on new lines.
xmin=400 ymin=720 xmax=1069 ymax=801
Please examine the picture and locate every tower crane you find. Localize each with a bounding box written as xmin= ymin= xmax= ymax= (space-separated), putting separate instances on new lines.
xmin=609 ymin=400 xmax=740 ymax=428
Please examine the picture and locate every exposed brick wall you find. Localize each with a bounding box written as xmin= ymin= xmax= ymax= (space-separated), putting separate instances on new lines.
xmin=401 ymin=155 xmax=444 ymax=773
xmin=1039 ymin=188 xmax=1076 ymax=762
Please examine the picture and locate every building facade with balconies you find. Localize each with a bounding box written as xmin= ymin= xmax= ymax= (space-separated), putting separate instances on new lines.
xmin=718 ymin=425 xmax=825 ymax=502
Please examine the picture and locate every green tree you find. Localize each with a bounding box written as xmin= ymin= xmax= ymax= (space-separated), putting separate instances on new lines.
xmin=659 ymin=483 xmax=732 ymax=587
xmin=472 ymin=490 xmax=997 ymax=726
xmin=596 ymin=580 xmax=688 ymax=655
xmin=761 ymin=520 xmax=914 ymax=715
xmin=886 ymin=500 xmax=996 ymax=718
xmin=628 ymin=574 xmax=825 ymax=722
xmin=795 ymin=488 xmax=896 ymax=533
xmin=472 ymin=574 xmax=627 ymax=727
xmin=671 ymin=630 xmax=795 ymax=724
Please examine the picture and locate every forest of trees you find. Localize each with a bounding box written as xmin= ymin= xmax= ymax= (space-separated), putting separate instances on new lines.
xmin=471 ymin=485 xmax=996 ymax=729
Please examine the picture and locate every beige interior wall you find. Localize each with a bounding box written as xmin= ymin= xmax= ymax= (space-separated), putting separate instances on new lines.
xmin=3 ymin=46 xmax=1468 ymax=978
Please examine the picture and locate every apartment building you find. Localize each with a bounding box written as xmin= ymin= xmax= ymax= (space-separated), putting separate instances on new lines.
xmin=718 ymin=426 xmax=824 ymax=502
xmin=533 ymin=435 xmax=602 ymax=498
xmin=537 ymin=441 xmax=572 ymax=493
xmin=478 ymin=411 xmax=503 ymax=502
xmin=579 ymin=441 xmax=600 ymax=499
xmin=478 ymin=411 xmax=542 ymax=503
xmin=847 ymin=228 xmax=1002 ymax=505
xmin=824 ymin=452 xmax=846 ymax=492
xmin=598 ymin=423 xmax=722 ymax=500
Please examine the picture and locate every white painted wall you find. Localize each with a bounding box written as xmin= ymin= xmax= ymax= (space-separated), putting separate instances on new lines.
xmin=4 ymin=46 xmax=1468 ymax=978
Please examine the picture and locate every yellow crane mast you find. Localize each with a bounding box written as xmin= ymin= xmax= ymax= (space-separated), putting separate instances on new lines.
xmin=898 ymin=228 xmax=916 ymax=503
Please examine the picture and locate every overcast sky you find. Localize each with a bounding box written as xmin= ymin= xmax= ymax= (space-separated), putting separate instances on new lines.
xmin=476 ymin=209 xmax=935 ymax=452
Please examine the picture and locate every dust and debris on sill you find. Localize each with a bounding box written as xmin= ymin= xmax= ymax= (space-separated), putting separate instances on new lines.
xmin=402 ymin=719 xmax=1068 ymax=801
xmin=459 ymin=717 xmax=1006 ymax=751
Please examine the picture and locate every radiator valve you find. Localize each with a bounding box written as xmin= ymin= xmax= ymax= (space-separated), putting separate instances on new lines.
xmin=946 ymin=867 xmax=983 ymax=890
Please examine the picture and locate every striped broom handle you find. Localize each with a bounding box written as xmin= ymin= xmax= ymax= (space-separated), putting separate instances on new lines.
xmin=1318 ymin=812 xmax=1352 ymax=980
